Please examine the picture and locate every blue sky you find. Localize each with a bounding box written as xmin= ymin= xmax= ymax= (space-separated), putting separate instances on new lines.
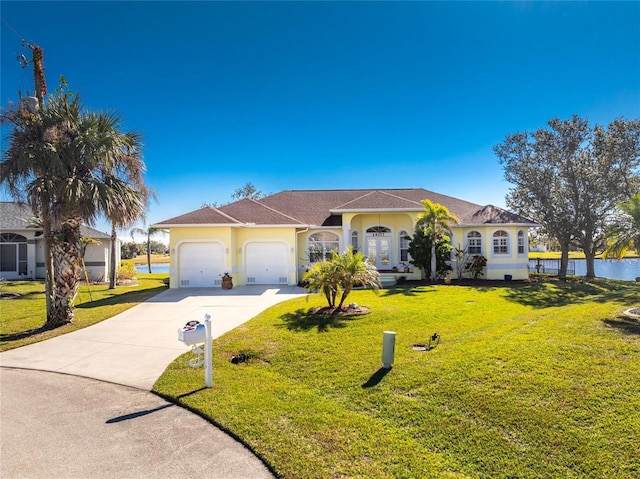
xmin=2 ymin=1 xmax=639 ymax=239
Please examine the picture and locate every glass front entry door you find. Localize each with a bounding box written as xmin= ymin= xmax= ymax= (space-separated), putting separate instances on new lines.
xmin=366 ymin=237 xmax=391 ymax=270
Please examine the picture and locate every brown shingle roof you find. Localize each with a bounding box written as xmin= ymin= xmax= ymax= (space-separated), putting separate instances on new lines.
xmin=155 ymin=206 xmax=241 ymax=225
xmin=155 ymin=189 xmax=536 ymax=227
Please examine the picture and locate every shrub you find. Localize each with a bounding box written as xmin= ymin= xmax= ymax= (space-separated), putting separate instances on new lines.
xmin=116 ymin=260 xmax=137 ymax=282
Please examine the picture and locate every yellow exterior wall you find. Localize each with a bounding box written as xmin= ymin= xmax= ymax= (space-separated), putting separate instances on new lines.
xmin=450 ymin=225 xmax=530 ymax=280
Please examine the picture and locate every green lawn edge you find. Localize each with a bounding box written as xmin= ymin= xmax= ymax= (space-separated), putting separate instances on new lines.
xmin=154 ymin=278 xmax=640 ymax=479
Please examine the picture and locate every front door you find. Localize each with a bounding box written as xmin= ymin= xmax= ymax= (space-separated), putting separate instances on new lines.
xmin=366 ymin=227 xmax=392 ymax=270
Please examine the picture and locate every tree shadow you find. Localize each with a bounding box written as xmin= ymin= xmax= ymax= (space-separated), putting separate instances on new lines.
xmin=75 ymin=286 xmax=166 ymax=309
xmin=279 ymin=308 xmax=355 ymax=332
xmin=381 ymin=285 xmax=436 ymax=297
xmin=500 ymin=278 xmax=640 ymax=309
xmin=362 ymin=367 xmax=391 ymax=388
xmin=603 ymin=315 xmax=640 ymax=335
xmin=0 ymin=326 xmax=52 ymax=342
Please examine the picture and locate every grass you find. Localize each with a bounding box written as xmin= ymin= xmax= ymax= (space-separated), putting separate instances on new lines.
xmin=131 ymin=253 xmax=170 ymax=265
xmin=0 ymin=274 xmax=168 ymax=352
xmin=154 ymin=277 xmax=640 ymax=479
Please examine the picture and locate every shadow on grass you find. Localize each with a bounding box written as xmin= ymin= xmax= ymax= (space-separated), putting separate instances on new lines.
xmin=501 ymin=278 xmax=640 ymax=308
xmin=279 ymin=308 xmax=356 ymax=332
xmin=381 ymin=285 xmax=436 ymax=297
xmin=0 ymin=325 xmax=53 ymax=342
xmin=603 ymin=315 xmax=640 ymax=335
xmin=75 ymin=286 xmax=166 ymax=309
xmin=362 ymin=367 xmax=391 ymax=388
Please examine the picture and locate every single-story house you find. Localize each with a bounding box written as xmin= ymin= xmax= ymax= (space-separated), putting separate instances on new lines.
xmin=0 ymin=202 xmax=120 ymax=282
xmin=154 ymin=188 xmax=538 ymax=288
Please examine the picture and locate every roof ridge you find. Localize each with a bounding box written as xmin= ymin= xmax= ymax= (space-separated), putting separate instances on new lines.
xmin=334 ymin=190 xmax=376 ymax=209
xmin=203 ymin=205 xmax=242 ymax=224
xmin=376 ymin=190 xmax=423 ymax=207
xmin=249 ymin=198 xmax=304 ymax=224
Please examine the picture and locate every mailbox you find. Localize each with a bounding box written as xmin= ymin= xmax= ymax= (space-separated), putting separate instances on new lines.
xmin=178 ymin=321 xmax=206 ymax=346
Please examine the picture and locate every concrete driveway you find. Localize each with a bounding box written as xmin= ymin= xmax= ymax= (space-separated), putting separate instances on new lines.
xmin=1 ymin=285 xmax=306 ymax=389
xmin=1 ymin=285 xmax=307 ymax=479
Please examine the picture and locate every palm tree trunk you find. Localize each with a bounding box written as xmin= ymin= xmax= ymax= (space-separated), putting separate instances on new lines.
xmin=146 ymin=237 xmax=152 ymax=274
xmin=42 ymin=215 xmax=55 ymax=322
xmin=430 ymin=243 xmax=437 ymax=281
xmin=46 ymin=219 xmax=82 ymax=328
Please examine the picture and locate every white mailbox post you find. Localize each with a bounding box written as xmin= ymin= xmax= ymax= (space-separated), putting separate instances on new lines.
xmin=178 ymin=314 xmax=213 ymax=388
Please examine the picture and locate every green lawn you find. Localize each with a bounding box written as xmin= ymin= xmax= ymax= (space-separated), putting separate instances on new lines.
xmin=155 ymin=278 xmax=640 ymax=479
xmin=0 ymin=274 xmax=168 ymax=352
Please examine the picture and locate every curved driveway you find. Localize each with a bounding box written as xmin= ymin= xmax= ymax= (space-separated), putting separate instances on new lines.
xmin=1 ymin=286 xmax=307 ymax=479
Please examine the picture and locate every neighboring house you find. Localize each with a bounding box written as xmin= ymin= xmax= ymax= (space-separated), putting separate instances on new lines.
xmin=154 ymin=188 xmax=538 ymax=288
xmin=0 ymin=202 xmax=120 ymax=282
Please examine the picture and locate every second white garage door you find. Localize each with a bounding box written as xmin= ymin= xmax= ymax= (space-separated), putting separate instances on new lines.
xmin=179 ymin=242 xmax=225 ymax=287
xmin=245 ymin=242 xmax=290 ymax=285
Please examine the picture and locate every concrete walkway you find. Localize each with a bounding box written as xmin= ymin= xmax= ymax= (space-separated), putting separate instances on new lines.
xmin=1 ymin=286 xmax=307 ymax=479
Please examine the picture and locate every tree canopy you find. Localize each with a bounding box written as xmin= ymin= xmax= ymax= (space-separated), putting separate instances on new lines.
xmin=494 ymin=115 xmax=640 ymax=278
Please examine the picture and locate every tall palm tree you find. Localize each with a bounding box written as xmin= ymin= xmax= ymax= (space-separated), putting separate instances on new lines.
xmin=602 ymin=193 xmax=640 ymax=259
xmin=2 ymin=84 xmax=148 ymax=327
xmin=131 ymin=225 xmax=165 ymax=274
xmin=416 ymin=199 xmax=459 ymax=281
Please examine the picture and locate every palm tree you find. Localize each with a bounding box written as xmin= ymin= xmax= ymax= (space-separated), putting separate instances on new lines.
xmin=131 ymin=225 xmax=165 ymax=274
xmin=415 ymin=199 xmax=459 ymax=281
xmin=303 ymin=247 xmax=380 ymax=310
xmin=1 ymin=84 xmax=148 ymax=327
xmin=602 ymin=193 xmax=640 ymax=259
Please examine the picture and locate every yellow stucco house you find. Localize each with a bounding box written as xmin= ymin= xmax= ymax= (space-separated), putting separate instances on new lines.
xmin=154 ymin=188 xmax=537 ymax=288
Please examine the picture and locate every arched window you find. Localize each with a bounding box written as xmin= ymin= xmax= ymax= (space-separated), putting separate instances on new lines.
xmin=308 ymin=232 xmax=339 ymax=262
xmin=493 ymin=230 xmax=509 ymax=255
xmin=517 ymin=230 xmax=526 ymax=255
xmin=0 ymin=233 xmax=28 ymax=275
xmin=466 ymin=231 xmax=482 ymax=255
xmin=399 ymin=230 xmax=410 ymax=262
xmin=351 ymin=231 xmax=359 ymax=253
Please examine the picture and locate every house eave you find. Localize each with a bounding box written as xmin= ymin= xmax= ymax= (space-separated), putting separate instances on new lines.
xmin=330 ymin=208 xmax=423 ymax=214
xmin=456 ymin=222 xmax=540 ymax=228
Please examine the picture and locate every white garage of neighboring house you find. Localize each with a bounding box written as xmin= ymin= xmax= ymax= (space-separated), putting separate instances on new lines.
xmin=155 ymin=188 xmax=538 ymax=289
xmin=0 ymin=202 xmax=120 ymax=282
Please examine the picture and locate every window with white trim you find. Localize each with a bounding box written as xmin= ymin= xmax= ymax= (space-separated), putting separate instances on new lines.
xmin=399 ymin=230 xmax=410 ymax=262
xmin=466 ymin=231 xmax=482 ymax=255
xmin=517 ymin=230 xmax=526 ymax=255
xmin=0 ymin=233 xmax=28 ymax=274
xmin=351 ymin=231 xmax=359 ymax=253
xmin=308 ymin=232 xmax=339 ymax=262
xmin=493 ymin=230 xmax=509 ymax=255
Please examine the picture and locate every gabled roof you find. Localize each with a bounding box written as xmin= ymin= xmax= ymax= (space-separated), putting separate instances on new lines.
xmin=463 ymin=205 xmax=536 ymax=225
xmin=156 ymin=206 xmax=242 ymax=226
xmin=155 ymin=188 xmax=537 ymax=227
xmin=1 ymin=202 xmax=114 ymax=239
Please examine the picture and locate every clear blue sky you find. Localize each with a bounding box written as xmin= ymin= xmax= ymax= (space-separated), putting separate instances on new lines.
xmin=2 ymin=1 xmax=639 ymax=239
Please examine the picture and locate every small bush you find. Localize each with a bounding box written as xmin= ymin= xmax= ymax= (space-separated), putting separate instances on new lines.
xmin=116 ymin=260 xmax=137 ymax=281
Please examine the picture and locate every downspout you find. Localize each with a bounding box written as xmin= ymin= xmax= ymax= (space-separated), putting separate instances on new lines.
xmin=295 ymin=226 xmax=310 ymax=285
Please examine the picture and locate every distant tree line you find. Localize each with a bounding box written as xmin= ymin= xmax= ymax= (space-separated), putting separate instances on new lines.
xmin=121 ymin=240 xmax=168 ymax=259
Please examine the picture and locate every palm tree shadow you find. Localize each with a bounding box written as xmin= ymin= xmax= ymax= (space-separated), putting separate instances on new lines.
xmin=279 ymin=308 xmax=352 ymax=332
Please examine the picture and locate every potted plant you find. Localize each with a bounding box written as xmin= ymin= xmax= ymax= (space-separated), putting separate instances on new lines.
xmin=221 ymin=272 xmax=233 ymax=289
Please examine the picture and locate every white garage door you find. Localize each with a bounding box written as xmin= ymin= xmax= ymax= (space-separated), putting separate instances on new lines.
xmin=179 ymin=242 xmax=225 ymax=287
xmin=245 ymin=242 xmax=290 ymax=285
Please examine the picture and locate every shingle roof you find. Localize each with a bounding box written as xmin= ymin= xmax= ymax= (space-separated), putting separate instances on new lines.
xmin=155 ymin=189 xmax=537 ymax=227
xmin=155 ymin=206 xmax=242 ymax=226
xmin=1 ymin=202 xmax=113 ymax=239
